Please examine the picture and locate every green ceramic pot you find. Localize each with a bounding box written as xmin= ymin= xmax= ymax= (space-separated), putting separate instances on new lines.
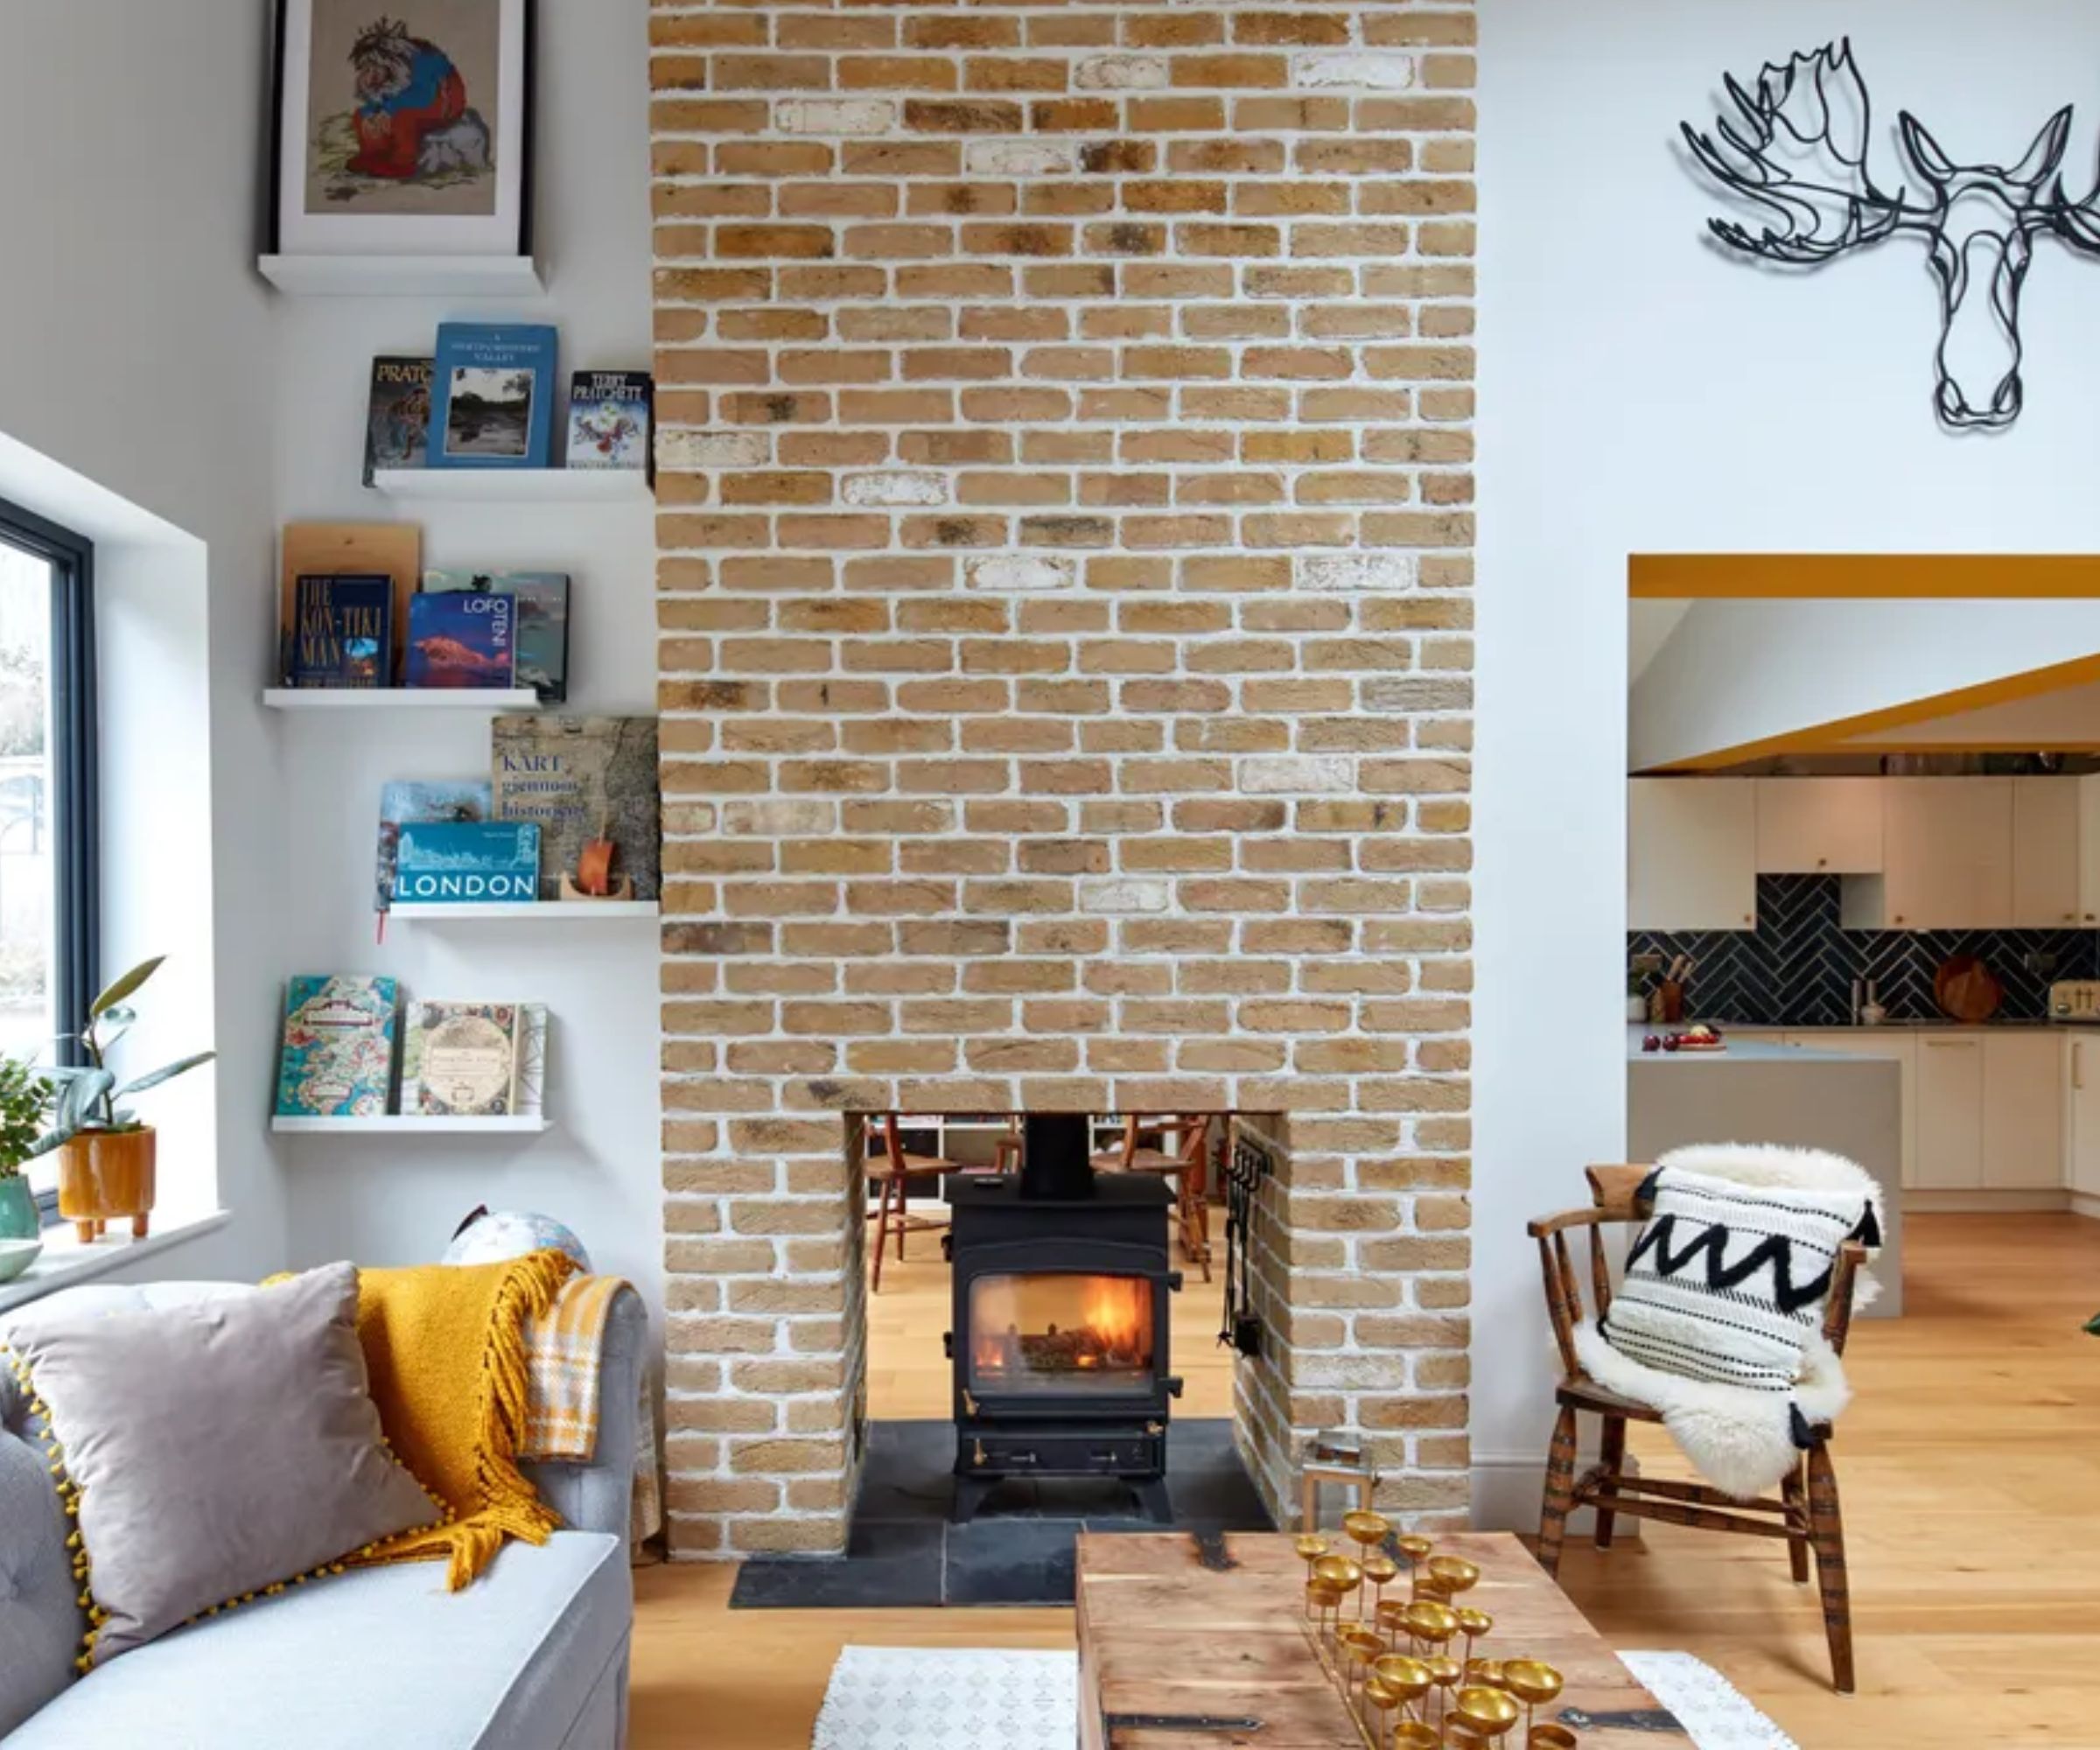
xmin=0 ymin=1173 xmax=38 ymax=1242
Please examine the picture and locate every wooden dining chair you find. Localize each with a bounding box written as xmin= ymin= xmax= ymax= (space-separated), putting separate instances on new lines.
xmin=1091 ymin=1114 xmax=1214 ymax=1282
xmin=864 ymin=1114 xmax=959 ymax=1292
xmin=1530 ymin=1165 xmax=1863 ymax=1694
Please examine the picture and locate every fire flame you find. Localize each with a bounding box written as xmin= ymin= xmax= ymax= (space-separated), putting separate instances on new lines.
xmin=970 ymin=1274 xmax=1152 ymax=1379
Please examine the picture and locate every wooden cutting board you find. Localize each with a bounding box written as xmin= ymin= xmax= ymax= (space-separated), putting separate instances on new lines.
xmin=1936 ymin=955 xmax=2003 ymax=1024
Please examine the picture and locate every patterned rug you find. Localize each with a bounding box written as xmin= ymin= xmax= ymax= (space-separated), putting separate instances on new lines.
xmin=808 ymin=1645 xmax=1799 ymax=1750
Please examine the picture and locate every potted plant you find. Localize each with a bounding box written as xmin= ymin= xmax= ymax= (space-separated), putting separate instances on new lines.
xmin=0 ymin=1055 xmax=53 ymax=1245
xmin=27 ymin=956 xmax=214 ymax=1244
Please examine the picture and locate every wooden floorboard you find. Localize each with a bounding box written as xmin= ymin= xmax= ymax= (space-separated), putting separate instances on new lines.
xmin=632 ymin=1209 xmax=2099 ymax=1748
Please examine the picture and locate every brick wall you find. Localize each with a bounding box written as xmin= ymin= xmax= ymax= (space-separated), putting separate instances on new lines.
xmin=649 ymin=0 xmax=1476 ymax=1558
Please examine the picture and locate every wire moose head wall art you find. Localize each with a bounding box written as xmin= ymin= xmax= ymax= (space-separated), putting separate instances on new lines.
xmin=1682 ymin=39 xmax=2100 ymax=431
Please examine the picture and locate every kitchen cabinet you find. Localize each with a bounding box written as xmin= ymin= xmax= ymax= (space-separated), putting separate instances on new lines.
xmin=1785 ymin=1030 xmax=1917 ymax=1189
xmin=2012 ymin=777 xmax=2082 ymax=928
xmin=1628 ymin=779 xmax=1756 ymax=932
xmin=1843 ymin=779 xmax=2013 ymax=931
xmin=1914 ymin=1034 xmax=1985 ymax=1190
xmin=1754 ymin=779 xmax=1883 ymax=874
xmin=2076 ymin=777 xmax=2100 ymax=927
xmin=1981 ymin=1032 xmax=2062 ymax=1188
xmin=2066 ymin=1035 xmax=2100 ymax=1196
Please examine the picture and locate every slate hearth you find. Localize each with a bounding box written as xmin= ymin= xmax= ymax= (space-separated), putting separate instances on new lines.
xmin=1630 ymin=873 xmax=2100 ymax=1026
xmin=729 ymin=1418 xmax=1272 ymax=1609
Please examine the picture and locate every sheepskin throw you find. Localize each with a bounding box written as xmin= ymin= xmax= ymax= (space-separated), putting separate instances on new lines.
xmin=1575 ymin=1144 xmax=1880 ymax=1500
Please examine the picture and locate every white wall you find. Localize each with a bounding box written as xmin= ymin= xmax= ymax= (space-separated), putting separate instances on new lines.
xmin=1476 ymin=0 xmax=2100 ymax=1522
xmin=271 ymin=0 xmax=663 ymax=1311
xmin=0 ymin=0 xmax=284 ymax=1281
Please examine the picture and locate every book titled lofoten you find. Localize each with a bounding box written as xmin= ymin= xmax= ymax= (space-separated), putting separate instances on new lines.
xmin=393 ymin=821 xmax=541 ymax=906
xmin=405 ymin=589 xmax=515 ymax=690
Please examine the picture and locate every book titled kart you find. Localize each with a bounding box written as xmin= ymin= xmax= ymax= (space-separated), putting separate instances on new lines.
xmin=405 ymin=589 xmax=516 ymax=689
xmin=422 ymin=570 xmax=569 ymax=704
xmin=392 ymin=820 xmax=541 ymax=905
xmin=402 ymin=1001 xmax=521 ymax=1118
xmin=287 ymin=573 xmax=393 ymax=688
xmin=564 ymin=370 xmax=652 ymax=472
xmin=274 ymin=975 xmax=400 ymax=1118
xmin=491 ymin=715 xmax=661 ymax=901
xmin=362 ymin=355 xmax=433 ymax=486
xmin=428 ymin=324 xmax=558 ymax=470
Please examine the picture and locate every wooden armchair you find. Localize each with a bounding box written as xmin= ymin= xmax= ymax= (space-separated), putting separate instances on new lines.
xmin=1091 ymin=1114 xmax=1213 ymax=1282
xmin=1530 ymin=1165 xmax=1863 ymax=1694
xmin=864 ymin=1114 xmax=960 ymax=1292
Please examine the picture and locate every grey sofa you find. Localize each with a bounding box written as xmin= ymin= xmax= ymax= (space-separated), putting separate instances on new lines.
xmin=0 ymin=1278 xmax=647 ymax=1748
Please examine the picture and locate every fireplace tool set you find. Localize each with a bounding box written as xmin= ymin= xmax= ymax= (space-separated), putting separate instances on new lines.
xmin=1297 ymin=1512 xmax=1574 ymax=1750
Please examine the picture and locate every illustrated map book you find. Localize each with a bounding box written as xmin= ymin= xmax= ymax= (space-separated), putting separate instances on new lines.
xmin=491 ymin=714 xmax=662 ymax=900
xmin=564 ymin=370 xmax=652 ymax=472
xmin=375 ymin=779 xmax=492 ymax=914
xmin=288 ymin=574 xmax=393 ymax=688
xmin=402 ymin=1001 xmax=521 ymax=1118
xmin=428 ymin=324 xmax=559 ymax=470
xmin=275 ymin=975 xmax=400 ymax=1118
xmin=406 ymin=589 xmax=516 ymax=690
xmin=422 ymin=570 xmax=569 ymax=703
xmin=363 ymin=355 xmax=433 ymax=486
xmin=393 ymin=821 xmax=540 ymax=906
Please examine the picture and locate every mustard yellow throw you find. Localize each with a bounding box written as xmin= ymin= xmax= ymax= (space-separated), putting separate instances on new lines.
xmin=350 ymin=1250 xmax=579 ymax=1589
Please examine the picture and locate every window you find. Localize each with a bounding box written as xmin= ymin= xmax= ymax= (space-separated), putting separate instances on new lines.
xmin=0 ymin=500 xmax=97 ymax=1209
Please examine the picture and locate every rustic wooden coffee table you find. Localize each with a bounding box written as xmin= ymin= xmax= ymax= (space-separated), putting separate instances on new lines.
xmin=1076 ymin=1530 xmax=1697 ymax=1748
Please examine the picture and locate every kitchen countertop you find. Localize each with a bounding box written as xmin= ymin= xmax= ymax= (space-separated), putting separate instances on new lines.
xmin=1627 ymin=1026 xmax=1858 ymax=1063
xmin=1691 ymin=1019 xmax=2094 ymax=1034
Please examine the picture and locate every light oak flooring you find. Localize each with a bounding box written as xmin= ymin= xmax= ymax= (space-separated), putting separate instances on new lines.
xmin=632 ymin=1211 xmax=2100 ymax=1749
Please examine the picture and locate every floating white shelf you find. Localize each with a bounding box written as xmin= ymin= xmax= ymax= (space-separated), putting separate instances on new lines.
xmin=388 ymin=901 xmax=659 ymax=920
xmin=257 ymin=254 xmax=543 ymax=298
xmin=369 ymin=468 xmax=651 ymax=503
xmin=264 ymin=687 xmax=541 ymax=711
xmin=272 ymin=1116 xmax=550 ymax=1136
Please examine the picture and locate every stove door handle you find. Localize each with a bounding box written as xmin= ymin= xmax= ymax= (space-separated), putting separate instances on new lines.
xmin=1166 ymin=1376 xmax=1184 ymax=1399
xmin=1166 ymin=1270 xmax=1184 ymax=1293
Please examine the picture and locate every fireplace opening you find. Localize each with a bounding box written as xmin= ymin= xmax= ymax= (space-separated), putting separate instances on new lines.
xmin=968 ymin=1272 xmax=1157 ymax=1396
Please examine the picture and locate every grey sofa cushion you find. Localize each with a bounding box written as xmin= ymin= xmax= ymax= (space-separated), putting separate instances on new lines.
xmin=0 ymin=1354 xmax=83 ymax=1739
xmin=7 ymin=1531 xmax=631 ymax=1750
xmin=0 ymin=1263 xmax=434 ymax=1664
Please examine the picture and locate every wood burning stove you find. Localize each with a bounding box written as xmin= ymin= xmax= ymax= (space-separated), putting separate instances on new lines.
xmin=945 ymin=1169 xmax=1182 ymax=1523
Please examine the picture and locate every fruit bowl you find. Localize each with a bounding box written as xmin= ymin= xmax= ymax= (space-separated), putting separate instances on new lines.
xmin=0 ymin=1237 xmax=43 ymax=1284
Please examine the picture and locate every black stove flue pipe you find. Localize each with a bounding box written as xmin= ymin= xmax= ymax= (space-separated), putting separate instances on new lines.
xmin=1018 ymin=1113 xmax=1096 ymax=1200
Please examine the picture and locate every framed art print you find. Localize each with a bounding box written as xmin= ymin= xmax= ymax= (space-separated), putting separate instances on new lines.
xmin=270 ymin=0 xmax=533 ymax=256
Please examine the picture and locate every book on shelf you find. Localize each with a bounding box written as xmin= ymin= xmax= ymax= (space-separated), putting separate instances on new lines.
xmin=402 ymin=1001 xmax=522 ymax=1118
xmin=287 ymin=573 xmax=393 ymax=688
xmin=363 ymin=355 xmax=433 ymax=486
xmin=405 ymin=589 xmax=516 ymax=689
xmin=393 ymin=820 xmax=540 ymax=906
xmin=514 ymin=1004 xmax=550 ymax=1119
xmin=278 ymin=522 xmax=420 ymax=685
xmin=564 ymin=370 xmax=652 ymax=474
xmin=422 ymin=570 xmax=569 ymax=704
xmin=375 ymin=780 xmax=492 ymax=914
xmin=428 ymin=324 xmax=558 ymax=471
xmin=492 ymin=715 xmax=662 ymax=901
xmin=275 ymin=976 xmax=400 ymax=1118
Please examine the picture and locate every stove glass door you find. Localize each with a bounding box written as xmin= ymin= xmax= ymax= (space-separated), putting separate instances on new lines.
xmin=966 ymin=1271 xmax=1156 ymax=1396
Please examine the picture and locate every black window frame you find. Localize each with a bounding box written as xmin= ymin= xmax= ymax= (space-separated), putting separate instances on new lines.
xmin=0 ymin=495 xmax=99 ymax=1073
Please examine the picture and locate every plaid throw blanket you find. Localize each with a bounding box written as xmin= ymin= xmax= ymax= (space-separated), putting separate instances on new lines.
xmin=520 ymin=1273 xmax=627 ymax=1461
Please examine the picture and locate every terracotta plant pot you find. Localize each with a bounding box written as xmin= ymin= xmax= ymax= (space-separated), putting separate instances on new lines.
xmin=57 ymin=1127 xmax=156 ymax=1243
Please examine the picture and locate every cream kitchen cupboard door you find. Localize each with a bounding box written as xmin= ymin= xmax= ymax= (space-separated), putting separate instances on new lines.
xmin=1628 ymin=780 xmax=1756 ymax=932
xmin=2066 ymin=1037 xmax=2100 ymax=1196
xmin=1980 ymin=1032 xmax=2062 ymax=1189
xmin=1754 ymin=779 xmax=1883 ymax=874
xmin=1849 ymin=779 xmax=2013 ymax=931
xmin=1914 ymin=1034 xmax=1985 ymax=1190
xmin=2011 ymin=778 xmax=2081 ymax=928
xmin=2077 ymin=777 xmax=2100 ymax=927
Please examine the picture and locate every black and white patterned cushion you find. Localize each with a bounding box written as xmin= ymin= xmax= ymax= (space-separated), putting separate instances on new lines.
xmin=1601 ymin=1165 xmax=1879 ymax=1396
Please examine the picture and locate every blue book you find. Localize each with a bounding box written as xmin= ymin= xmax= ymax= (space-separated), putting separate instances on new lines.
xmin=405 ymin=590 xmax=516 ymax=690
xmin=428 ymin=324 xmax=558 ymax=469
xmin=276 ymin=975 xmax=400 ymax=1117
xmin=288 ymin=574 xmax=392 ymax=688
xmin=393 ymin=821 xmax=541 ymax=906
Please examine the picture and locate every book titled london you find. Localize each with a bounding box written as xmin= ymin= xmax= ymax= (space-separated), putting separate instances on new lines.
xmin=492 ymin=715 xmax=661 ymax=900
xmin=363 ymin=355 xmax=433 ymax=486
xmin=288 ymin=574 xmax=392 ymax=688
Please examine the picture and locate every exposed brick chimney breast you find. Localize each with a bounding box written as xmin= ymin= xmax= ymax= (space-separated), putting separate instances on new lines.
xmin=651 ymin=0 xmax=1476 ymax=1558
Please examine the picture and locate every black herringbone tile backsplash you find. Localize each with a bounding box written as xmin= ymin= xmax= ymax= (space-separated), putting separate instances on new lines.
xmin=1628 ymin=875 xmax=2098 ymax=1025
